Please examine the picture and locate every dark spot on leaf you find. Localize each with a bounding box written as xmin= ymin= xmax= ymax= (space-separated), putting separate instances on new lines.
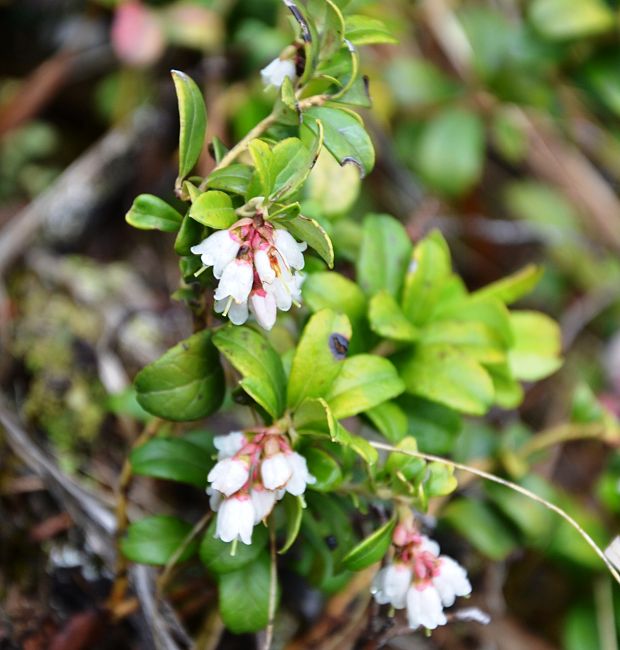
xmin=182 ymin=343 xmax=190 ymax=351
xmin=329 ymin=333 xmax=349 ymax=360
xmin=340 ymin=156 xmax=365 ymax=179
xmin=325 ymin=535 xmax=338 ymax=550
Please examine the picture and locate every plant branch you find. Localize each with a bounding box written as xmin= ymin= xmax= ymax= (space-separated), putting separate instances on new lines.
xmin=368 ymin=440 xmax=620 ymax=586
xmin=108 ymin=417 xmax=163 ymax=615
xmin=518 ymin=422 xmax=616 ymax=459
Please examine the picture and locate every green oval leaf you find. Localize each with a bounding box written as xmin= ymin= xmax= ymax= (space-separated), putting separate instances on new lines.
xmin=172 ymin=69 xmax=207 ymax=185
xmin=304 ymin=447 xmax=343 ymax=492
xmin=135 ymin=330 xmax=225 ymax=421
xmin=342 ymin=518 xmax=396 ymax=571
xmin=125 ymin=194 xmax=183 ymax=232
xmin=189 ymin=190 xmax=237 ymax=229
xmin=279 ymin=494 xmax=303 ymax=554
xmin=287 ymin=310 xmax=352 ymax=409
xmin=174 ymin=212 xmax=205 ymax=256
xmin=206 ymin=164 xmax=253 ymax=196
xmin=121 ymin=515 xmax=197 ymax=565
xmin=218 ymin=554 xmax=276 ymax=634
xmin=130 ymin=437 xmax=213 ymax=488
xmin=213 ymin=325 xmax=287 ymax=420
xmin=344 ymin=14 xmax=397 ymax=45
xmin=302 ymin=106 xmax=375 ymax=177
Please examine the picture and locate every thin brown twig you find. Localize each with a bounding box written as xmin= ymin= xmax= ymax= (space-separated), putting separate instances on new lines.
xmin=108 ymin=417 xmax=163 ymax=614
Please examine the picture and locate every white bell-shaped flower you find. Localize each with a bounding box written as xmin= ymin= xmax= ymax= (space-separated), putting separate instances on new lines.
xmin=249 ymin=290 xmax=277 ymax=331
xmin=214 ymin=431 xmax=247 ymax=460
xmin=207 ymin=457 xmax=249 ymax=497
xmin=215 ymin=495 xmax=255 ymax=544
xmin=250 ymin=487 xmax=278 ymax=524
xmin=432 ymin=556 xmax=471 ymax=607
xmin=273 ymin=229 xmax=307 ymax=270
xmin=285 ymin=451 xmax=316 ymax=496
xmin=371 ymin=564 xmax=412 ymax=609
xmin=261 ymin=452 xmax=293 ymax=490
xmin=406 ymin=585 xmax=447 ymax=630
xmin=214 ymin=259 xmax=253 ymax=304
xmin=191 ymin=230 xmax=241 ymax=279
xmin=260 ymin=57 xmax=296 ymax=88
xmin=206 ymin=486 xmax=222 ymax=512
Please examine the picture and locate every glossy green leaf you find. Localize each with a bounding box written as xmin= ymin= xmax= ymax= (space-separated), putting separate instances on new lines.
xmin=357 ymin=214 xmax=412 ymax=298
xmin=416 ymin=108 xmax=484 ymax=197
xmin=271 ymin=128 xmax=323 ymax=202
xmin=302 ymin=106 xmax=374 ymax=177
xmin=213 ymin=326 xmax=287 ymax=420
xmin=325 ymin=354 xmax=405 ymax=419
xmin=397 ymin=344 xmax=494 ymax=415
xmin=174 ymin=212 xmax=205 ymax=256
xmin=122 ymin=515 xmax=197 ymax=565
xmin=277 ymin=215 xmax=334 ymax=268
xmin=419 ymin=320 xmax=506 ymax=364
xmin=135 ymin=331 xmax=225 ymax=421
xmin=189 ymin=190 xmax=237 ymax=229
xmin=508 ymin=311 xmax=563 ymax=381
xmin=279 ymin=494 xmax=304 ymax=553
xmin=304 ymin=447 xmax=343 ymax=491
xmin=424 ymin=462 xmax=457 ymax=497
xmin=308 ymin=0 xmax=346 ymax=58
xmin=248 ymin=138 xmax=274 ymax=197
xmin=366 ymin=401 xmax=408 ymax=444
xmin=384 ymin=437 xmax=427 ymax=484
xmin=401 ymin=395 xmax=462 ymax=455
xmin=529 ymin=0 xmax=614 ymax=40
xmin=442 ymin=499 xmax=518 ymax=560
xmin=342 ymin=518 xmax=396 ymax=571
xmin=171 ymin=70 xmax=207 ymax=184
xmin=368 ymin=291 xmax=419 ymax=342
xmin=130 ymin=437 xmax=213 ymax=488
xmin=303 ymin=272 xmax=366 ymax=323
xmin=206 ymin=164 xmax=253 ymax=196
xmin=218 ymin=554 xmax=275 ymax=633
xmin=200 ymin=519 xmax=267 ymax=574
xmin=288 ymin=310 xmax=351 ymax=409
xmin=345 ymin=15 xmax=397 ymax=45
xmin=125 ymin=194 xmax=183 ymax=232
xmin=331 ymin=422 xmax=378 ymax=465
xmin=472 ymin=264 xmax=543 ymax=305
xmin=401 ymin=230 xmax=453 ymax=326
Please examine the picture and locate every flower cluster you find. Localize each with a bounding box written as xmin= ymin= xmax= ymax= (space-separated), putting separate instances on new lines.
xmin=191 ymin=215 xmax=307 ymax=330
xmin=207 ymin=430 xmax=316 ymax=544
xmin=371 ymin=522 xmax=472 ymax=631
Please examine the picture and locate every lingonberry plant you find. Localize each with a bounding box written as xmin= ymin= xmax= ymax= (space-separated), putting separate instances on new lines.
xmin=118 ymin=0 xmax=596 ymax=640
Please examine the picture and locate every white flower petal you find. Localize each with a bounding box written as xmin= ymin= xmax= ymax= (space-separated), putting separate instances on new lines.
xmin=406 ymin=586 xmax=447 ymax=630
xmin=260 ymin=58 xmax=296 ymax=88
xmin=207 ymin=458 xmax=249 ymax=497
xmin=261 ymin=453 xmax=293 ymax=490
xmin=254 ymin=249 xmax=276 ymax=284
xmin=191 ymin=230 xmax=240 ymax=279
xmin=285 ymin=452 xmax=316 ymax=496
xmin=432 ymin=556 xmax=471 ymax=607
xmin=419 ymin=535 xmax=440 ymax=557
xmin=206 ymin=486 xmax=222 ymax=512
xmin=250 ymin=290 xmax=277 ymax=331
xmin=371 ymin=564 xmax=412 ymax=609
xmin=214 ymin=431 xmax=247 ymax=460
xmin=214 ymin=259 xmax=253 ymax=304
xmin=274 ymin=229 xmax=307 ymax=270
xmin=250 ymin=487 xmax=277 ymax=524
xmin=215 ymin=495 xmax=255 ymax=544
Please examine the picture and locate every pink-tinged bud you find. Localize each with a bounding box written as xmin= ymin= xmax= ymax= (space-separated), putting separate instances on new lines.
xmin=111 ymin=1 xmax=165 ymax=67
xmin=393 ymin=524 xmax=409 ymax=547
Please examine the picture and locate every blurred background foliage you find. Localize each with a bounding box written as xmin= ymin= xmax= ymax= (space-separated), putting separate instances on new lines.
xmin=2 ymin=0 xmax=620 ymax=648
